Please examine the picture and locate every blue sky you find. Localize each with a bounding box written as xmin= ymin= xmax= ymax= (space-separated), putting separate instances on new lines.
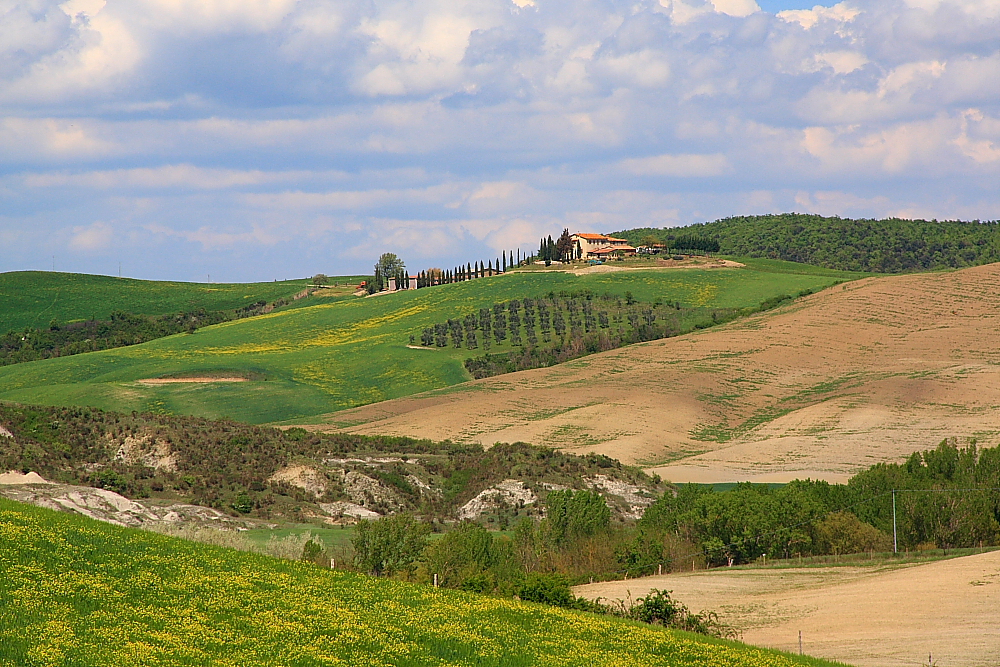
xmin=1 ymin=0 xmax=998 ymax=282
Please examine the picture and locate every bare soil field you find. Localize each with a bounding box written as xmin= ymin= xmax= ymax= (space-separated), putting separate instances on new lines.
xmin=135 ymin=377 xmax=250 ymax=385
xmin=563 ymin=257 xmax=744 ymax=275
xmin=573 ymin=550 xmax=1000 ymax=667
xmin=308 ymin=263 xmax=1000 ymax=483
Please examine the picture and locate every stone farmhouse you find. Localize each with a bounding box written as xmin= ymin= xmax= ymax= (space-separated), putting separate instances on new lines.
xmin=570 ymin=233 xmax=637 ymax=259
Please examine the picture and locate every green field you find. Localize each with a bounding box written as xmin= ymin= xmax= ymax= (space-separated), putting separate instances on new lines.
xmin=0 ymin=498 xmax=844 ymax=667
xmin=0 ymin=261 xmax=864 ymax=423
xmin=0 ymin=271 xmax=367 ymax=333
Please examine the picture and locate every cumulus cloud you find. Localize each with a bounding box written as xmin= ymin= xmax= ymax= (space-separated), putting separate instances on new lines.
xmin=0 ymin=0 xmax=996 ymax=279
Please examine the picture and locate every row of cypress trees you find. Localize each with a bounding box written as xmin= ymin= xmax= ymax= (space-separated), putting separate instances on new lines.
xmin=414 ymin=249 xmax=529 ymax=288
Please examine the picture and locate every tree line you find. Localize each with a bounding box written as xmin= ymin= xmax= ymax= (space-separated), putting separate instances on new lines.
xmin=340 ymin=491 xmax=735 ymax=637
xmin=615 ymin=213 xmax=1000 ymax=273
xmin=302 ymin=437 xmax=1000 ymax=624
xmin=368 ymin=248 xmax=533 ymax=294
xmin=0 ymin=297 xmax=297 ymax=367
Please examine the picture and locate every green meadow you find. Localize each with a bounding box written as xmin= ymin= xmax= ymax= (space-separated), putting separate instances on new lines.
xmin=0 ymin=261 xmax=864 ymax=424
xmin=0 ymin=271 xmax=364 ymax=332
xmin=0 ymin=498 xmax=844 ymax=667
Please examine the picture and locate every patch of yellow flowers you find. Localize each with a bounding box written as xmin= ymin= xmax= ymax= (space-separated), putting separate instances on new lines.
xmin=0 ymin=501 xmax=815 ymax=667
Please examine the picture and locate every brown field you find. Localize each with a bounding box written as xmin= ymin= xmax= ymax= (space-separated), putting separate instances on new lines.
xmin=573 ymin=550 xmax=1000 ymax=667
xmin=305 ymin=263 xmax=1000 ymax=483
xmin=135 ymin=377 xmax=250 ymax=385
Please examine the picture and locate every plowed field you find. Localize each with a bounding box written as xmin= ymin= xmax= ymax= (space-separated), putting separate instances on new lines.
xmin=315 ymin=264 xmax=1000 ymax=482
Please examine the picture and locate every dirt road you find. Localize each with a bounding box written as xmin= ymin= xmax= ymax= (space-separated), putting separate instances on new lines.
xmin=575 ymin=550 xmax=1000 ymax=667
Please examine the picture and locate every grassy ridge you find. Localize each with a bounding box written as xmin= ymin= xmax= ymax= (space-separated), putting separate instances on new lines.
xmin=0 ymin=263 xmax=858 ymax=423
xmin=0 ymin=498 xmax=843 ymax=667
xmin=0 ymin=271 xmax=344 ymax=333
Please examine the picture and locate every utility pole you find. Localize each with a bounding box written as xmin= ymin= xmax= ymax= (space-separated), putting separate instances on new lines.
xmin=892 ymin=489 xmax=898 ymax=554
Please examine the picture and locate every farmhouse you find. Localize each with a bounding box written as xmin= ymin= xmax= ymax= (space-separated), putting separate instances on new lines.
xmin=571 ymin=233 xmax=637 ymax=259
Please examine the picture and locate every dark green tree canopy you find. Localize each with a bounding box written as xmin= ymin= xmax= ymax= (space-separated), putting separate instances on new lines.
xmin=613 ymin=214 xmax=1000 ymax=273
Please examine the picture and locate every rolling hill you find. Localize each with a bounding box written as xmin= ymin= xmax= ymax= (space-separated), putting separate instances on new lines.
xmin=0 ymin=498 xmax=841 ymax=667
xmin=0 ymin=271 xmax=334 ymax=333
xmin=0 ymin=261 xmax=853 ymax=423
xmin=315 ymin=263 xmax=1000 ymax=483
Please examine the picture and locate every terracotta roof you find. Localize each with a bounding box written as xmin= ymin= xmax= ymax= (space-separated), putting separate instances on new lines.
xmin=606 ymin=237 xmax=630 ymax=243
xmin=574 ymin=233 xmax=609 ymax=240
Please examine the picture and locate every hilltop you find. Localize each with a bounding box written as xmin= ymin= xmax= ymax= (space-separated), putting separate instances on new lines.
xmin=613 ymin=214 xmax=1000 ymax=273
xmin=0 ymin=260 xmax=852 ymax=423
xmin=0 ymin=270 xmax=337 ymax=333
xmin=318 ymin=262 xmax=1000 ymax=482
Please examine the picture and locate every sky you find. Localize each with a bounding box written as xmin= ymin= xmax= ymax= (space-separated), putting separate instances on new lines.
xmin=1 ymin=0 xmax=998 ymax=282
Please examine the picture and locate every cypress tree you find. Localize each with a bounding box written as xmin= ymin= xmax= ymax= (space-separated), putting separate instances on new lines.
xmin=467 ymin=262 xmax=472 ymax=279
xmin=502 ymin=254 xmax=506 ymax=272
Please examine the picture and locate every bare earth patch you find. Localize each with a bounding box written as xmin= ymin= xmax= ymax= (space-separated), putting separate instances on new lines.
xmin=300 ymin=263 xmax=1000 ymax=483
xmin=563 ymin=257 xmax=742 ymax=275
xmin=136 ymin=377 xmax=250 ymax=385
xmin=574 ymin=550 xmax=1000 ymax=667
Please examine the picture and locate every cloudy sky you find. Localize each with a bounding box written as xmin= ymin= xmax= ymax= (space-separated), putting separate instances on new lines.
xmin=1 ymin=0 xmax=997 ymax=281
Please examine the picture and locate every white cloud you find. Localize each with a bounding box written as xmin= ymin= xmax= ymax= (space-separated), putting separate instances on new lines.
xmin=777 ymin=2 xmax=860 ymax=29
xmin=0 ymin=0 xmax=997 ymax=279
xmin=620 ymin=153 xmax=730 ymax=177
xmin=710 ymin=0 xmax=759 ymax=17
xmin=69 ymin=221 xmax=114 ymax=250
xmin=23 ymin=165 xmax=291 ymax=189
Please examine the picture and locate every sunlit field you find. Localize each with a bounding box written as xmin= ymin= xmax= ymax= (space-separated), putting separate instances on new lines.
xmin=0 ymin=261 xmax=861 ymax=423
xmin=0 ymin=499 xmax=845 ymax=667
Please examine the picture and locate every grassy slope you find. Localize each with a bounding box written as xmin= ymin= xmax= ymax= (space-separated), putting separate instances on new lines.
xmin=0 ymin=262 xmax=862 ymax=424
xmin=0 ymin=271 xmax=365 ymax=333
xmin=0 ymin=499 xmax=844 ymax=667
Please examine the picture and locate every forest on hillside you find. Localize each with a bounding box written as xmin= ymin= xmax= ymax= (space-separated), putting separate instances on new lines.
xmin=614 ymin=214 xmax=1000 ymax=273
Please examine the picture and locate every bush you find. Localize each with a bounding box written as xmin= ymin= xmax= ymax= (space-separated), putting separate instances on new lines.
xmin=625 ymin=589 xmax=737 ymax=638
xmin=353 ymin=514 xmax=430 ymax=576
xmin=516 ymin=573 xmax=580 ymax=608
xmin=545 ymin=489 xmax=611 ymax=545
xmin=815 ymin=511 xmax=891 ymax=554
